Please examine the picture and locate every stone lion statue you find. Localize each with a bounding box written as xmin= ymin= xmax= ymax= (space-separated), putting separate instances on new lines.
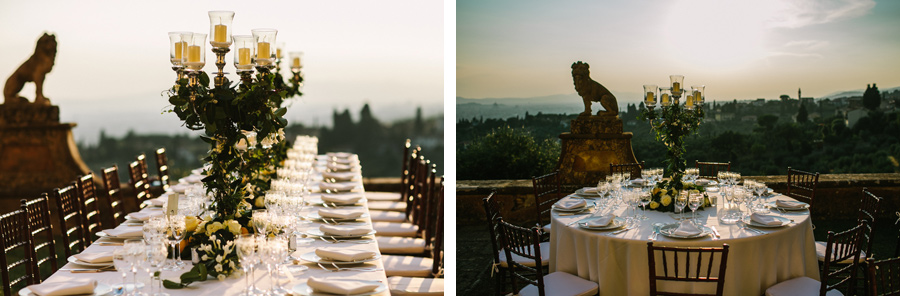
xmin=572 ymin=61 xmax=618 ymax=116
xmin=4 ymin=33 xmax=57 ymax=105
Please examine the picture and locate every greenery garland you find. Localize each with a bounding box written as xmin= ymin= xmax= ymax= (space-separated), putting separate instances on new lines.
xmin=639 ymin=102 xmax=705 ymax=211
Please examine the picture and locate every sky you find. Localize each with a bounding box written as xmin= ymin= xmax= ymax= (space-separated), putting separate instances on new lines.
xmin=0 ymin=0 xmax=443 ymax=143
xmin=458 ymin=0 xmax=900 ymax=103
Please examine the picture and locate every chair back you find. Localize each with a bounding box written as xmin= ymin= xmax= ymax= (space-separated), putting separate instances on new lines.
xmin=22 ymin=196 xmax=58 ymax=282
xmin=821 ymin=222 xmax=866 ymax=295
xmin=610 ymin=161 xmax=645 ymax=179
xmin=155 ymin=148 xmax=170 ymax=191
xmin=403 ymin=147 xmax=422 ymax=219
xmin=532 ymin=171 xmax=561 ymax=229
xmin=696 ymin=161 xmax=731 ymax=180
xmin=647 ymin=242 xmax=730 ymax=296
xmin=867 ymin=257 xmax=900 ymax=296
xmin=129 ymin=160 xmax=151 ymax=209
xmin=102 ymin=165 xmax=126 ymax=226
xmin=431 ymin=179 xmax=444 ymax=277
xmin=786 ymin=167 xmax=819 ymax=207
xmin=409 ymin=156 xmax=428 ymax=227
xmin=859 ymin=188 xmax=882 ymax=259
xmin=422 ymin=163 xmax=439 ymax=242
xmin=399 ymin=139 xmax=411 ymax=202
xmin=497 ymin=219 xmax=546 ymax=296
xmin=76 ymin=174 xmax=103 ymax=244
xmin=0 ymin=209 xmax=35 ymax=296
xmin=52 ymin=184 xmax=87 ymax=258
xmin=483 ymin=191 xmax=503 ymax=266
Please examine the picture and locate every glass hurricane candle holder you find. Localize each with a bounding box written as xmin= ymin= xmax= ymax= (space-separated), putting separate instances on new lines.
xmin=168 ymin=31 xmax=192 ymax=68
xmin=183 ymin=33 xmax=207 ymax=71
xmin=251 ymin=28 xmax=277 ymax=67
xmin=288 ymin=51 xmax=303 ymax=71
xmin=692 ymin=85 xmax=705 ymax=105
xmin=276 ymin=42 xmax=285 ymax=60
xmin=233 ymin=35 xmax=255 ymax=73
xmin=660 ymin=87 xmax=672 ymax=107
xmin=643 ymin=84 xmax=658 ymax=107
xmin=208 ymin=11 xmax=235 ymax=48
xmin=670 ymin=75 xmax=684 ymax=95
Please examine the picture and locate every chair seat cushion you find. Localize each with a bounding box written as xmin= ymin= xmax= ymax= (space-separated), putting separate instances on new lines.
xmin=765 ymin=276 xmax=843 ymax=296
xmin=369 ymin=210 xmax=407 ymax=222
xmin=377 ymin=236 xmax=427 ymax=254
xmin=383 ymin=255 xmax=434 ymax=277
xmin=815 ymin=241 xmax=866 ymax=264
xmin=365 ymin=191 xmax=402 ymax=201
xmin=387 ymin=276 xmax=444 ymax=296
xmin=499 ymin=242 xmax=550 ymax=267
xmin=518 ymin=271 xmax=598 ymax=296
xmin=373 ymin=222 xmax=419 ymax=237
xmin=368 ymin=201 xmax=407 ymax=212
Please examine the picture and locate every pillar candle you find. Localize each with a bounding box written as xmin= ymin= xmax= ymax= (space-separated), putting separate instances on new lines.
xmin=276 ymin=48 xmax=282 ymax=59
xmin=214 ymin=25 xmax=228 ymax=43
xmin=257 ymin=42 xmax=271 ymax=59
xmin=187 ymin=45 xmax=202 ymax=62
xmin=672 ymin=82 xmax=681 ymax=94
xmin=238 ymin=48 xmax=251 ymax=65
xmin=693 ymin=91 xmax=701 ymax=103
xmin=646 ymin=92 xmax=655 ymax=104
xmin=686 ymin=95 xmax=694 ymax=107
xmin=174 ymin=41 xmax=185 ymax=60
xmin=662 ymin=93 xmax=670 ymax=105
xmin=292 ymin=57 xmax=301 ymax=68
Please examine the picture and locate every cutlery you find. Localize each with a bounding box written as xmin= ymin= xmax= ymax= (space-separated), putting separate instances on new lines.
xmin=566 ymin=216 xmax=596 ymax=226
xmin=740 ymin=222 xmax=765 ymax=235
xmin=650 ymin=224 xmax=662 ymax=241
xmin=96 ymin=242 xmax=124 ymax=246
xmin=62 ymin=266 xmax=116 ymax=273
xmin=710 ymin=226 xmax=721 ymax=239
xmin=330 ymin=263 xmax=381 ymax=272
xmin=609 ymin=226 xmax=634 ymax=235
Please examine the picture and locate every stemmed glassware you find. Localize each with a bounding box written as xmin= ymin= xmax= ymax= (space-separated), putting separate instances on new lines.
xmin=638 ymin=186 xmax=651 ymax=220
xmin=124 ymin=239 xmax=148 ymax=296
xmin=675 ymin=191 xmax=689 ymax=220
xmin=236 ymin=234 xmax=261 ymax=296
xmin=688 ymin=191 xmax=703 ymax=225
xmin=146 ymin=242 xmax=169 ymax=296
xmin=164 ymin=215 xmax=187 ymax=270
xmin=113 ymin=248 xmax=131 ymax=294
xmin=260 ymin=237 xmax=290 ymax=295
xmin=252 ymin=209 xmax=270 ymax=238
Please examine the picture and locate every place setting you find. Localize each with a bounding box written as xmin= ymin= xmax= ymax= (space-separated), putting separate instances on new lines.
xmin=305 ymin=224 xmax=377 ymax=240
xmin=293 ymin=277 xmax=387 ymax=296
xmin=551 ymin=196 xmax=595 ymax=216
xmin=20 ymin=279 xmax=112 ymax=296
xmin=305 ymin=208 xmax=370 ymax=223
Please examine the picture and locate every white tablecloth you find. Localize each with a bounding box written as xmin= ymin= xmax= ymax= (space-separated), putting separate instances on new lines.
xmin=549 ymin=190 xmax=819 ymax=295
xmin=34 ymin=155 xmax=391 ymax=296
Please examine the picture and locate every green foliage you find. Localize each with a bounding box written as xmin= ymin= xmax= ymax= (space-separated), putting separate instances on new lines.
xmin=797 ymin=103 xmax=809 ymax=123
xmin=163 ymin=263 xmax=208 ymax=289
xmin=457 ymin=126 xmax=559 ymax=179
xmin=864 ymin=84 xmax=881 ymax=111
xmin=639 ymin=103 xmax=705 ymax=189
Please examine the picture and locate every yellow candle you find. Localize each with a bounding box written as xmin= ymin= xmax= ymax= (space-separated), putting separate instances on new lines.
xmin=187 ymin=45 xmax=201 ymax=62
xmin=238 ymin=48 xmax=251 ymax=65
xmin=686 ymin=95 xmax=694 ymax=107
xmin=646 ymin=92 xmax=655 ymax=104
xmin=292 ymin=57 xmax=301 ymax=68
xmin=693 ymin=91 xmax=701 ymax=103
xmin=174 ymin=41 xmax=185 ymax=60
xmin=672 ymin=82 xmax=681 ymax=93
xmin=257 ymin=42 xmax=271 ymax=59
xmin=276 ymin=48 xmax=282 ymax=59
xmin=214 ymin=24 xmax=227 ymax=43
xmin=662 ymin=93 xmax=670 ymax=105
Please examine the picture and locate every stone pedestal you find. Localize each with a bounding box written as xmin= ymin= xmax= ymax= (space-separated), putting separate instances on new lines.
xmin=557 ymin=115 xmax=638 ymax=186
xmin=0 ymin=104 xmax=89 ymax=198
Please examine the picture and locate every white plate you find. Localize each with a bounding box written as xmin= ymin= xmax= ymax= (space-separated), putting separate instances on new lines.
xmin=742 ymin=216 xmax=791 ymax=228
xmin=294 ymin=251 xmax=382 ymax=265
xmin=694 ymin=180 xmax=718 ymax=187
xmin=67 ymin=256 xmax=115 ymax=267
xmin=578 ymin=217 xmax=625 ymax=230
xmin=292 ymin=281 xmax=387 ymax=296
xmin=574 ymin=188 xmax=603 ymax=198
xmin=768 ymin=201 xmax=809 ymax=211
xmin=19 ymin=283 xmax=112 ymax=296
xmin=305 ymin=229 xmax=377 ymax=239
xmin=304 ymin=212 xmax=370 ymax=222
xmin=658 ymin=223 xmax=712 ymax=239
xmin=552 ymin=205 xmax=587 ymax=213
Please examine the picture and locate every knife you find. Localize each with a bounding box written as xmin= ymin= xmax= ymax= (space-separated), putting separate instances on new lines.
xmin=710 ymin=226 xmax=721 ymax=239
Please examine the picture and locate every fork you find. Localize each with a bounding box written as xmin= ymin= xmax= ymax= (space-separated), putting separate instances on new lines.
xmin=331 ymin=263 xmax=381 ymax=272
xmin=740 ymin=222 xmax=765 ymax=235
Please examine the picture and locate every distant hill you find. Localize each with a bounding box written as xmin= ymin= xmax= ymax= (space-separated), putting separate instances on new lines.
xmin=819 ymin=85 xmax=900 ymax=100
xmin=456 ymin=91 xmax=641 ymax=121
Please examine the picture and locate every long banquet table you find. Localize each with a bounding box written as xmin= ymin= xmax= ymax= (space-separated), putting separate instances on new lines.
xmin=549 ymin=188 xmax=819 ymax=296
xmin=32 ymin=153 xmax=391 ymax=296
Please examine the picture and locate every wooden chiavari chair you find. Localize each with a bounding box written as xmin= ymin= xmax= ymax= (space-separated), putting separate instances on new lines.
xmin=52 ymin=184 xmax=87 ymax=258
xmin=786 ymin=167 xmax=819 ymax=208
xmin=766 ymin=222 xmax=866 ymax=296
xmin=0 ymin=209 xmax=36 ymax=296
xmin=370 ymin=146 xmax=420 ymax=223
xmin=866 ymin=257 xmax=900 ymax=296
xmin=647 ymin=242 xmax=730 ymax=296
xmin=816 ymin=188 xmax=881 ymax=265
xmin=610 ymin=161 xmax=645 ymax=179
xmin=366 ymin=139 xmax=411 ymax=202
xmin=102 ymin=165 xmax=126 ymax=226
xmin=373 ymin=157 xmax=429 ymax=238
xmin=696 ymin=161 xmax=731 ymax=180
xmin=76 ymin=174 xmax=103 ymax=244
xmin=386 ymin=179 xmax=445 ymax=296
xmin=128 ymin=160 xmax=151 ymax=210
xmin=154 ymin=148 xmax=170 ymax=191
xmin=22 ymin=196 xmax=58 ymax=282
xmin=532 ymin=170 xmax=562 ymax=235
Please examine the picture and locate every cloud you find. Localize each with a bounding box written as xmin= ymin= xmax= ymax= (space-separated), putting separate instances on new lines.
xmin=767 ymin=0 xmax=875 ymax=28
xmin=783 ymin=40 xmax=830 ymax=50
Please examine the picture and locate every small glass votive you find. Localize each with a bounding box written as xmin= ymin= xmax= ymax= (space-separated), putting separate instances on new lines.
xmin=643 ymin=84 xmax=658 ymax=107
xmin=288 ymin=51 xmax=303 ymax=71
xmin=208 ymin=11 xmax=235 ymax=48
xmin=233 ymin=35 xmax=255 ymax=72
xmin=183 ymin=33 xmax=207 ymax=71
xmin=168 ymin=31 xmax=191 ymax=67
xmin=670 ymin=75 xmax=684 ymax=95
xmin=251 ymin=28 xmax=278 ymax=66
xmin=692 ymin=85 xmax=705 ymax=105
xmin=659 ymin=87 xmax=672 ymax=107
xmin=276 ymin=42 xmax=285 ymax=60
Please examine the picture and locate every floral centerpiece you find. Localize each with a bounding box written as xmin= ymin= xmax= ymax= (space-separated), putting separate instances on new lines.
xmin=646 ymin=180 xmax=710 ymax=212
xmin=638 ymin=76 xmax=706 ymax=212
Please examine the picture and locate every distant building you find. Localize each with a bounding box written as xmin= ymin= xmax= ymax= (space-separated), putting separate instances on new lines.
xmin=844 ymin=108 xmax=867 ymax=128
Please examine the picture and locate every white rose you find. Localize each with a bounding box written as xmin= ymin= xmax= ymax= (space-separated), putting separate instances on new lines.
xmin=217 ymin=274 xmax=226 ymax=281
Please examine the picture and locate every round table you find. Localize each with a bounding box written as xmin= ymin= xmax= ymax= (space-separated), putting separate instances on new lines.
xmin=549 ymin=189 xmax=819 ymax=295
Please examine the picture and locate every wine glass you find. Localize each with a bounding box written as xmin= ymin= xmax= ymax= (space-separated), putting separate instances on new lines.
xmin=689 ymin=192 xmax=703 ymax=225
xmin=164 ymin=215 xmax=186 ymax=270
xmin=638 ymin=188 xmax=651 ymax=220
xmin=253 ymin=210 xmax=270 ymax=237
xmin=124 ymin=239 xmax=148 ymax=296
xmin=263 ymin=237 xmax=290 ymax=295
xmin=113 ymin=248 xmax=131 ymax=294
xmin=236 ymin=234 xmax=260 ymax=296
xmin=146 ymin=242 xmax=169 ymax=296
xmin=674 ymin=191 xmax=689 ymax=220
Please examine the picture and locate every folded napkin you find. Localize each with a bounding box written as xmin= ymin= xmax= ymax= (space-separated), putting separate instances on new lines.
xmin=776 ymin=200 xmax=808 ymax=209
xmin=307 ymin=277 xmax=379 ymax=295
xmin=554 ymin=198 xmax=586 ymax=210
xmin=326 ymin=163 xmax=358 ymax=172
xmin=319 ymin=182 xmax=358 ymax=192
xmin=321 ymin=171 xmax=358 ymax=181
xmin=321 ymin=193 xmax=363 ymax=205
xmin=128 ymin=211 xmax=164 ymax=221
xmin=631 ymin=179 xmax=646 ymax=185
xmin=582 ymin=187 xmax=600 ymax=194
xmin=318 ymin=209 xmax=365 ymax=219
xmin=102 ymin=225 xmax=144 ymax=238
xmin=695 ymin=179 xmax=711 ymax=186
xmin=328 ymin=157 xmax=360 ymax=165
xmin=584 ymin=214 xmax=616 ymax=227
xmin=180 ymin=174 xmax=204 ymax=183
xmin=751 ymin=213 xmax=783 ymax=226
xmin=170 ymin=183 xmax=190 ymax=193
xmin=26 ymin=278 xmax=97 ymax=296
xmin=315 ymin=248 xmax=376 ymax=262
xmin=326 ymin=152 xmax=356 ymax=159
xmin=320 ymin=224 xmax=373 ymax=236
xmin=73 ymin=251 xmax=113 ymax=264
xmin=149 ymin=197 xmax=166 ymax=207
xmin=672 ymin=220 xmax=702 ymax=236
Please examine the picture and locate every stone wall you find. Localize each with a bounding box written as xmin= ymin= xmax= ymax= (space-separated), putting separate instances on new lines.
xmin=457 ymin=173 xmax=900 ymax=225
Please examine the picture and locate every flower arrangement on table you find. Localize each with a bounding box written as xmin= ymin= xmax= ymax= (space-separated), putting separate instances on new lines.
xmin=645 ymin=180 xmax=710 ymax=212
xmin=162 ymin=11 xmax=303 ymax=288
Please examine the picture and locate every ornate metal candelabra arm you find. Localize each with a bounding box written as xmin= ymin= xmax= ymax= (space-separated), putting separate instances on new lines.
xmin=212 ymin=47 xmax=230 ymax=88
xmin=239 ymin=71 xmax=254 ymax=85
xmin=172 ymin=66 xmax=185 ymax=85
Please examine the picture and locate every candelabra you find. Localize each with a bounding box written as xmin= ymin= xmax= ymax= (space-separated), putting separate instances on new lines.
xmin=640 ymin=75 xmax=706 ymax=187
xmin=288 ymin=51 xmax=304 ymax=87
